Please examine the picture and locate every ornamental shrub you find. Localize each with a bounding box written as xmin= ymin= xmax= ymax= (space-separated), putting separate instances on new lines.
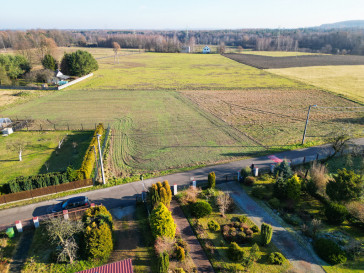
xmin=175 ymin=246 xmax=185 ymax=261
xmin=268 ymin=198 xmax=281 ymax=209
xmin=325 ymin=202 xmax=348 ymax=224
xmin=244 ymin=176 xmax=255 ymax=186
xmin=228 ymin=242 xmax=246 ymax=262
xmin=252 ymin=185 xmax=266 ymax=199
xmin=42 ymin=54 xmax=58 ymax=70
xmin=273 ymin=176 xmax=287 ymax=200
xmin=208 ymin=220 xmax=220 ymax=232
xmin=314 ymin=238 xmax=347 ymax=264
xmin=190 ymin=201 xmax=212 ymax=218
xmin=260 ymin=223 xmax=273 ymax=246
xmin=174 ymin=269 xmax=185 ymax=273
xmin=148 ymin=181 xmax=172 ymax=208
xmin=60 ymin=50 xmax=98 ymax=76
xmin=158 ymin=252 xmax=169 ymax=273
xmin=326 ymin=168 xmax=363 ymax=202
xmin=274 ymin=161 xmax=293 ymax=179
xmin=268 ymin=252 xmax=286 ymax=265
xmin=83 ymin=205 xmax=113 ymax=230
xmin=240 ymin=167 xmax=252 ymax=182
xmin=286 ymin=174 xmax=301 ymax=201
xmin=304 ymin=179 xmax=318 ymax=196
xmin=208 ymin=172 xmax=216 ymax=189
xmin=150 ymin=203 xmax=176 ymax=239
xmin=251 ymin=225 xmax=259 ymax=233
xmin=84 ymin=222 xmax=113 ymax=263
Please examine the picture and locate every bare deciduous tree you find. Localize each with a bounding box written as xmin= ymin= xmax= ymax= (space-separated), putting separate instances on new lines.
xmin=112 ymin=41 xmax=121 ymax=64
xmin=45 ymin=217 xmax=83 ymax=264
xmin=7 ymin=140 xmax=28 ymax=161
xmin=329 ymin=126 xmax=353 ymax=157
xmin=217 ymin=192 xmax=232 ymax=217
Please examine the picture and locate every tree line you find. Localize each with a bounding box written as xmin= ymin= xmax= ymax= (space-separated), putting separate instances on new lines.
xmin=1 ymin=28 xmax=364 ymax=55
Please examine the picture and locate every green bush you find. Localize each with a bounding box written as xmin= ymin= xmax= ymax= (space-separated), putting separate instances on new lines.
xmin=84 ymin=222 xmax=113 ymax=263
xmin=260 ymin=223 xmax=273 ymax=246
xmin=325 ymin=202 xmax=348 ymax=224
xmin=174 ymin=269 xmax=185 ymax=273
xmin=60 ymin=50 xmax=98 ymax=76
xmin=0 ymin=54 xmax=31 ymax=79
xmin=268 ymin=252 xmax=286 ymax=265
xmin=240 ymin=167 xmax=252 ymax=181
xmin=273 ymin=176 xmax=287 ymax=200
xmin=208 ymin=172 xmax=216 ymax=189
xmin=268 ymin=198 xmax=280 ymax=209
xmin=42 ymin=54 xmax=58 ymax=71
xmin=286 ymin=174 xmax=301 ymax=201
xmin=148 ymin=181 xmax=172 ymax=208
xmin=326 ymin=168 xmax=363 ymax=202
xmin=208 ymin=220 xmax=220 ymax=232
xmin=232 ymin=215 xmax=247 ymax=223
xmin=304 ymin=179 xmax=318 ymax=196
xmin=190 ymin=201 xmax=212 ymax=218
xmin=158 ymin=252 xmax=169 ymax=273
xmin=175 ymin=246 xmax=185 ymax=261
xmin=227 ymin=242 xmax=246 ymax=262
xmin=314 ymin=238 xmax=347 ymax=264
xmin=83 ymin=205 xmax=113 ymax=230
xmin=150 ymin=203 xmax=176 ymax=238
xmin=251 ymin=185 xmax=266 ymax=199
xmin=244 ymin=176 xmax=255 ymax=186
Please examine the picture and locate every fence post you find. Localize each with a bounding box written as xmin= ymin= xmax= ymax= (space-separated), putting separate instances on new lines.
xmin=67 ymin=123 xmax=70 ymax=131
xmin=33 ymin=217 xmax=40 ymax=228
xmin=54 ymin=124 xmax=56 ymax=130
xmin=15 ymin=221 xmax=23 ymax=232
xmin=63 ymin=210 xmax=69 ymax=220
xmin=26 ymin=121 xmax=29 ymax=131
xmin=173 ymin=184 xmax=178 ymax=195
xmin=40 ymin=124 xmax=42 ymax=131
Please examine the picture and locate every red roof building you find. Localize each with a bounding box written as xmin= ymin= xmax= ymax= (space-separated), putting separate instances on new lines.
xmin=77 ymin=259 xmax=133 ymax=273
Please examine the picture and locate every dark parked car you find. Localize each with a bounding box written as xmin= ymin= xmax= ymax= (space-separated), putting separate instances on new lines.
xmin=51 ymin=196 xmax=91 ymax=213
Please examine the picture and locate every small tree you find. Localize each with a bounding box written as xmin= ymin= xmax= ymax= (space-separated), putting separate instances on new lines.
xmin=7 ymin=140 xmax=28 ymax=161
xmin=260 ymin=223 xmax=273 ymax=246
xmin=42 ymin=54 xmax=57 ymax=70
xmin=208 ymin=172 xmax=216 ymax=189
xmin=286 ymin=174 xmax=301 ymax=201
xmin=84 ymin=222 xmax=113 ymax=263
xmin=45 ymin=217 xmax=83 ymax=264
xmin=326 ymin=168 xmax=363 ymax=202
xmin=60 ymin=50 xmax=98 ymax=76
xmin=112 ymin=42 xmax=121 ymax=64
xmin=329 ymin=127 xmax=352 ymax=157
xmin=274 ymin=161 xmax=293 ymax=179
xmin=150 ymin=203 xmax=176 ymax=239
xmin=217 ymin=192 xmax=232 ymax=217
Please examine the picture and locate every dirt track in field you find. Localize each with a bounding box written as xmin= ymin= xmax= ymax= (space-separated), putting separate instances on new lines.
xmin=223 ymin=53 xmax=364 ymax=69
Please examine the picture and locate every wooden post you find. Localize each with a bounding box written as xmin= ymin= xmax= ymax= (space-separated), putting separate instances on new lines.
xmin=67 ymin=123 xmax=70 ymax=131
xmin=40 ymin=124 xmax=42 ymax=131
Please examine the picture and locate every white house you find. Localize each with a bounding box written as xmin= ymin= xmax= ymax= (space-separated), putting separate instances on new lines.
xmin=0 ymin=118 xmax=12 ymax=129
xmin=202 ymin=46 xmax=211 ymax=54
xmin=52 ymin=70 xmax=70 ymax=85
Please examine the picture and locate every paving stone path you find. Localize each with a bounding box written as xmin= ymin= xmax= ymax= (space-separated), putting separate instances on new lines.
xmin=219 ymin=181 xmax=326 ymax=273
xmin=170 ymin=199 xmax=214 ymax=273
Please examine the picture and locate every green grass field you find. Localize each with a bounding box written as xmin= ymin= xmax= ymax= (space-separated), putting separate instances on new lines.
xmin=0 ymin=131 xmax=91 ymax=184
xmin=1 ymin=90 xmax=263 ymax=176
xmin=267 ymin=66 xmax=364 ymax=103
xmin=67 ymin=51 xmax=308 ymax=90
xmin=240 ymin=51 xmax=325 ymax=57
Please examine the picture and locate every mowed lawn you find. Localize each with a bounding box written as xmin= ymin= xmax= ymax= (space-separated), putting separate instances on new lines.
xmin=0 ymin=131 xmax=91 ymax=184
xmin=67 ymin=51 xmax=308 ymax=90
xmin=1 ymin=90 xmax=263 ymax=176
xmin=182 ymin=89 xmax=364 ymax=147
xmin=268 ymin=66 xmax=364 ymax=103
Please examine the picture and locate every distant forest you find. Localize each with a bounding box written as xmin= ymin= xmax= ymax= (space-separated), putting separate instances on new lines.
xmin=1 ymin=28 xmax=364 ymax=55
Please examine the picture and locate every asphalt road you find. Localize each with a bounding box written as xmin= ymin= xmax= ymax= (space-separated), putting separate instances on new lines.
xmin=1 ymin=138 xmax=363 ymax=227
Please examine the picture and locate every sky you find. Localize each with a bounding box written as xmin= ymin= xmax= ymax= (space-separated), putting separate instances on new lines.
xmin=1 ymin=0 xmax=364 ymax=30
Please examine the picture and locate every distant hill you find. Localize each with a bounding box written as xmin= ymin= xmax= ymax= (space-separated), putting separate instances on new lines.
xmin=319 ymin=20 xmax=364 ymax=29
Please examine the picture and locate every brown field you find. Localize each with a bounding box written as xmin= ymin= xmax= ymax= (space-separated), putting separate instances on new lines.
xmin=223 ymin=53 xmax=364 ymax=69
xmin=181 ymin=89 xmax=364 ymax=147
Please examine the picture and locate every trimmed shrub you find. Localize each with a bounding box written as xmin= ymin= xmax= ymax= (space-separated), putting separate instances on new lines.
xmin=227 ymin=242 xmax=246 ymax=262
xmin=149 ymin=181 xmax=172 ymax=208
xmin=174 ymin=269 xmax=186 ymax=273
xmin=158 ymin=252 xmax=169 ymax=273
xmin=268 ymin=252 xmax=286 ymax=265
xmin=208 ymin=220 xmax=220 ymax=232
xmin=260 ymin=223 xmax=273 ymax=246
xmin=325 ymin=202 xmax=348 ymax=224
xmin=84 ymin=222 xmax=113 ymax=263
xmin=190 ymin=201 xmax=212 ymax=218
xmin=232 ymin=215 xmax=247 ymax=223
xmin=273 ymin=176 xmax=286 ymax=200
xmin=240 ymin=167 xmax=252 ymax=181
xmin=244 ymin=176 xmax=255 ymax=186
xmin=208 ymin=172 xmax=216 ymax=189
xmin=175 ymin=246 xmax=185 ymax=261
xmin=304 ymin=179 xmax=318 ymax=196
xmin=83 ymin=205 xmax=113 ymax=230
xmin=150 ymin=203 xmax=176 ymax=239
xmin=268 ymin=198 xmax=280 ymax=209
xmin=286 ymin=174 xmax=301 ymax=201
xmin=314 ymin=238 xmax=347 ymax=264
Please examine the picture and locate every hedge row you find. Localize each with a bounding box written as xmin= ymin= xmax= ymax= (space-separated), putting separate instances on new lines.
xmin=3 ymin=172 xmax=68 ymax=194
xmin=78 ymin=123 xmax=105 ymax=180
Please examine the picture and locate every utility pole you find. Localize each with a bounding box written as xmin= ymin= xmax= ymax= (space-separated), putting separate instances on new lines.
xmin=96 ymin=134 xmax=106 ymax=185
xmin=302 ymin=105 xmax=317 ymax=145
